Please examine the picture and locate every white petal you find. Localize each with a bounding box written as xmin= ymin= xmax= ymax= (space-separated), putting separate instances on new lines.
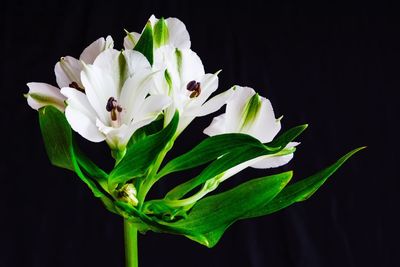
xmin=150 ymin=68 xmax=170 ymax=96
xmin=26 ymin=82 xmax=66 ymax=111
xmin=123 ymin=50 xmax=151 ymax=75
xmin=119 ymin=69 xmax=154 ymax=123
xmin=250 ymin=143 xmax=299 ymax=169
xmin=81 ymin=63 xmax=116 ymax=124
xmin=189 ymin=73 xmax=219 ymax=105
xmin=62 ymin=88 xmax=105 ymax=143
xmin=152 ymin=46 xmax=186 ymax=105
xmin=79 ymin=36 xmax=114 ymax=64
xmin=96 ymin=119 xmax=130 ymax=149
xmin=166 ymin=18 xmax=191 ymax=49
xmin=225 ymin=86 xmax=256 ymax=132
xmin=60 ymin=87 xmax=98 ymax=120
xmin=194 ymin=88 xmax=233 ymax=117
xmin=184 ymin=73 xmax=225 ymax=116
xmin=62 ymin=86 xmax=107 ymax=143
xmin=92 ymin=49 xmax=121 ymax=92
xmin=287 ymin=142 xmax=300 ymax=148
xmin=244 ymin=97 xmax=281 ymax=143
xmin=54 ymin=56 xmax=83 ymax=88
xmin=219 ymin=157 xmax=262 ymax=183
xmin=148 ymin=14 xmax=157 ymax=26
xmin=135 ymin=95 xmax=171 ymax=121
xmin=250 ymin=153 xmax=294 ymax=169
xmin=123 ymin=31 xmax=141 ymax=50
xmin=178 ymin=49 xmax=205 ymax=85
xmin=203 ymin=114 xmax=227 ymax=136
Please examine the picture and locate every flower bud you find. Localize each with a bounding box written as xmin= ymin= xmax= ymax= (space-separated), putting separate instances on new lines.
xmin=116 ymin=183 xmax=139 ymax=207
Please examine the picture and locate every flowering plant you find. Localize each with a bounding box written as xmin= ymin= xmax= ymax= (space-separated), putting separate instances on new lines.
xmin=26 ymin=15 xmax=364 ymax=267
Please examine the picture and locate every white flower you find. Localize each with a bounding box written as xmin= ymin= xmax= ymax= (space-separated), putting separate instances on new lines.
xmin=134 ymin=16 xmax=233 ymax=132
xmin=54 ymin=36 xmax=114 ymax=89
xmin=124 ymin=15 xmax=190 ymax=50
xmin=61 ymin=49 xmax=171 ymax=151
xmin=26 ymin=36 xmax=113 ymax=112
xmin=204 ymin=86 xmax=299 ymax=169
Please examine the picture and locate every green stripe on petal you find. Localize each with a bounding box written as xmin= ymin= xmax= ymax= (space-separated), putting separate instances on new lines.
xmin=118 ymin=52 xmax=128 ymax=91
xmin=28 ymin=92 xmax=65 ymax=111
xmin=154 ymin=17 xmax=169 ymax=48
xmin=240 ymin=93 xmax=262 ymax=131
xmin=164 ymin=69 xmax=173 ymax=95
xmin=175 ymin=48 xmax=183 ymax=78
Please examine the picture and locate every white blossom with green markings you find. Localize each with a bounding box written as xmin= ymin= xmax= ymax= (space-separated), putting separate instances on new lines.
xmin=25 ymin=15 xmax=364 ymax=267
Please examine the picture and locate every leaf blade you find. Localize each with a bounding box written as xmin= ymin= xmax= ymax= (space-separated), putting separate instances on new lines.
xmin=164 ymin=171 xmax=293 ymax=247
xmin=38 ymin=106 xmax=108 ymax=198
xmin=108 ymin=112 xmax=179 ymax=189
xmin=243 ymin=147 xmax=366 ymax=219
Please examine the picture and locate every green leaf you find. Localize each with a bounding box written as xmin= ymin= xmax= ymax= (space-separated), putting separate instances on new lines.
xmin=158 ymin=124 xmax=307 ymax=181
xmin=153 ymin=17 xmax=169 ymax=48
xmin=39 ymin=106 xmax=74 ymax=170
xmin=134 ymin=21 xmax=154 ymax=65
xmin=157 ymin=133 xmax=270 ymax=179
xmin=266 ymin=124 xmax=308 ymax=148
xmin=243 ymin=147 xmax=366 ymax=219
xmin=39 ymin=106 xmax=108 ymax=198
xmin=163 ymin=171 xmax=293 ymax=247
xmin=129 ymin=114 xmax=164 ymax=144
xmin=75 ymin=147 xmax=108 ymax=191
xmin=165 ymin=145 xmax=294 ymax=200
xmin=108 ymin=112 xmax=179 ymax=190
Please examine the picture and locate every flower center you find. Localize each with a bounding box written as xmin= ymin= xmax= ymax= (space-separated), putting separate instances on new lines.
xmin=106 ymin=97 xmax=123 ymax=127
xmin=187 ymin=80 xmax=201 ymax=98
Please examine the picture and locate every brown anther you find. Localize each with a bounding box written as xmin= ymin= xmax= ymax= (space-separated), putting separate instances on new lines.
xmin=106 ymin=97 xmax=116 ymax=112
xmin=187 ymin=80 xmax=201 ymax=98
xmin=106 ymin=97 xmax=123 ymax=121
xmin=190 ymin=90 xmax=200 ymax=98
xmin=69 ymin=81 xmax=84 ymax=91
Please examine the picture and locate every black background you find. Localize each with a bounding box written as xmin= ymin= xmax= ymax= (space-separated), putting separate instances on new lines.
xmin=1 ymin=1 xmax=398 ymax=266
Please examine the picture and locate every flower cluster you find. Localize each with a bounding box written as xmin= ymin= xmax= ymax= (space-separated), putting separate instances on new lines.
xmin=27 ymin=15 xmax=295 ymax=168
xmin=26 ymin=15 xmax=362 ymax=251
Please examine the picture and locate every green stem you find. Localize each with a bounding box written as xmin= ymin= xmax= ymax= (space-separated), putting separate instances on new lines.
xmin=124 ymin=219 xmax=138 ymax=267
xmin=137 ymin=139 xmax=176 ymax=208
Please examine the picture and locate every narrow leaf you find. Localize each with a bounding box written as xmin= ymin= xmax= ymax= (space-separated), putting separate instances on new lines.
xmin=165 ymin=145 xmax=291 ymax=200
xmin=164 ymin=171 xmax=293 ymax=247
xmin=266 ymin=124 xmax=308 ymax=148
xmin=243 ymin=147 xmax=366 ymax=219
xmin=158 ymin=124 xmax=307 ymax=181
xmin=158 ymin=133 xmax=267 ymax=179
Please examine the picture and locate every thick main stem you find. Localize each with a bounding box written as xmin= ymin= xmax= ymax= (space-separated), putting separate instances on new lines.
xmin=124 ymin=219 xmax=138 ymax=267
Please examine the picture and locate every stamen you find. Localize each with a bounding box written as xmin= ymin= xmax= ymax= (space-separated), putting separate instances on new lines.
xmin=187 ymin=80 xmax=201 ymax=98
xmin=69 ymin=81 xmax=84 ymax=91
xmin=106 ymin=97 xmax=116 ymax=112
xmin=106 ymin=97 xmax=123 ymax=125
